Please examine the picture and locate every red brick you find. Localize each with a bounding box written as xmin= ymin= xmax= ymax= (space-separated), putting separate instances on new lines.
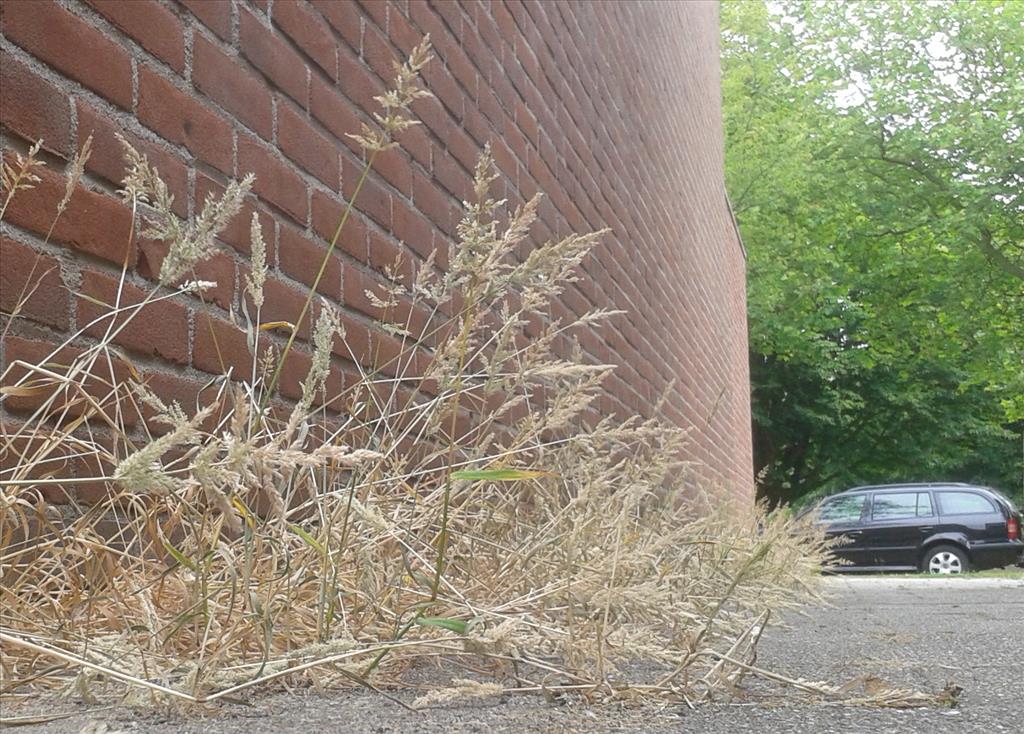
xmin=137 ymin=66 xmax=234 ymax=175
xmin=447 ymin=124 xmax=481 ymax=175
xmin=0 ymin=237 xmax=68 ymax=330
xmin=420 ymin=58 xmax=464 ymax=123
xmin=337 ymin=46 xmax=386 ymax=115
xmin=76 ymin=269 xmax=189 ymax=365
xmin=278 ymin=225 xmax=342 ymax=301
xmin=239 ymin=9 xmax=309 ymax=108
xmin=277 ymin=102 xmax=340 ymax=188
xmin=432 ymin=0 xmax=465 ymax=36
xmin=1 ymin=150 xmax=133 ymax=267
xmin=408 ymin=1 xmax=449 ymax=49
xmin=444 ymin=46 xmax=478 ymax=103
xmin=373 ymin=147 xmax=413 ymax=198
xmin=273 ymin=0 xmax=338 ymax=80
xmin=500 ymin=116 xmax=530 ymax=169
xmin=237 ymin=134 xmax=309 ymax=225
xmin=411 ymin=169 xmax=457 ymax=238
xmin=343 ymin=155 xmax=391 ymax=231
xmin=400 ymin=120 xmax=432 ymax=170
xmin=0 ymin=51 xmax=72 ymax=157
xmin=193 ymin=34 xmax=274 ymax=140
xmin=390 ymin=197 xmax=434 ymax=260
xmin=76 ymin=100 xmax=189 ymax=219
xmin=355 ymin=0 xmax=389 ymax=30
xmin=514 ymin=99 xmax=540 ymax=147
xmin=361 ymin=22 xmax=398 ymax=83
xmin=461 ymin=104 xmax=494 ymax=156
xmin=311 ymin=190 xmax=368 ymax=260
xmin=471 ymin=1 xmax=503 ymax=55
xmin=193 ymin=313 xmax=254 ymax=378
xmin=309 ymin=75 xmax=365 ymax=156
xmin=432 ymin=148 xmax=473 ymax=203
xmin=410 ymin=95 xmax=452 ymax=145
xmin=275 ymin=346 xmax=312 ymax=402
xmin=310 ymin=0 xmax=362 ymax=49
xmin=83 ymin=0 xmax=185 ymax=72
xmin=476 ymin=82 xmax=505 ymax=134
xmin=181 ymin=0 xmax=233 ymax=41
xmin=1 ymin=1 xmax=133 ymax=109
xmin=387 ymin=2 xmax=422 ymax=54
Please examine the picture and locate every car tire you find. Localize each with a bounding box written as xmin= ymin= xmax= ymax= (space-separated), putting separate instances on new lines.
xmin=923 ymin=544 xmax=969 ymax=575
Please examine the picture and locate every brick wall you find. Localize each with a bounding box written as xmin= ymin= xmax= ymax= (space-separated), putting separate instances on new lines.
xmin=0 ymin=0 xmax=753 ymax=501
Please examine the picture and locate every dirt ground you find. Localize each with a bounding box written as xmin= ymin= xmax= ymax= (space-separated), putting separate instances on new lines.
xmin=7 ymin=576 xmax=1023 ymax=733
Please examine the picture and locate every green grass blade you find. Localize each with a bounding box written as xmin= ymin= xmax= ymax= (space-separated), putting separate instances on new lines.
xmin=450 ymin=468 xmax=551 ymax=482
xmin=289 ymin=524 xmax=326 ymax=555
xmin=414 ymin=617 xmax=469 ymax=634
xmin=162 ymin=540 xmax=198 ymax=572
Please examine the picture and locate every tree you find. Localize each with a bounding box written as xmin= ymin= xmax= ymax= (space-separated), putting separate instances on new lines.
xmin=722 ymin=0 xmax=1024 ymax=506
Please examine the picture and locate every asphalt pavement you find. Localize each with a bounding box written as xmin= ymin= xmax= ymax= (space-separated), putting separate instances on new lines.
xmin=11 ymin=576 xmax=1024 ymax=733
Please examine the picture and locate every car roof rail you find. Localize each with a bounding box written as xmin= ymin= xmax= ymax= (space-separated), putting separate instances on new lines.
xmin=838 ymin=481 xmax=982 ymax=494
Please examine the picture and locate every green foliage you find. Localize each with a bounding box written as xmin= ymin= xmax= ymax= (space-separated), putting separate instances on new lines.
xmin=723 ymin=0 xmax=1024 ymax=506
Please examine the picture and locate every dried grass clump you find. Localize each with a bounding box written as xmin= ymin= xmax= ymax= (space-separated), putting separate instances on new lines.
xmin=0 ymin=40 xmax=937 ymax=713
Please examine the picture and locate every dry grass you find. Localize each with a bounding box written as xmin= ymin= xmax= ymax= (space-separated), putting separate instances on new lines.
xmin=0 ymin=41 xmax=948 ymax=713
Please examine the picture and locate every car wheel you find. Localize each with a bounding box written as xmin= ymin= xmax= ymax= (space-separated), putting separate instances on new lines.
xmin=923 ymin=545 xmax=969 ymax=575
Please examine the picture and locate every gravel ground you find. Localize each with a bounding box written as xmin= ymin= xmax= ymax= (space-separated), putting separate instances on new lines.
xmin=9 ymin=576 xmax=1023 ymax=733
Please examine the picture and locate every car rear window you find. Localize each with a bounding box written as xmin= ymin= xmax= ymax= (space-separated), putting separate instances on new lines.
xmin=937 ymin=492 xmax=996 ymax=515
xmin=985 ymin=488 xmax=1016 ymax=512
xmin=818 ymin=495 xmax=866 ymax=523
xmin=872 ymin=492 xmax=933 ymax=520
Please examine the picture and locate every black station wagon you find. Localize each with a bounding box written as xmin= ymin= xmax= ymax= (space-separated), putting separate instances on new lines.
xmin=807 ymin=483 xmax=1023 ymax=574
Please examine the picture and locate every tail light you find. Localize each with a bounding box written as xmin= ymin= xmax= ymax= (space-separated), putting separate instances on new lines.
xmin=1009 ymin=516 xmax=1019 ymax=541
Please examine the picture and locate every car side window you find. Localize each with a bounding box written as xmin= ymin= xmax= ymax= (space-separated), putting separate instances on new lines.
xmin=917 ymin=492 xmax=934 ymax=517
xmin=818 ymin=495 xmax=866 ymax=523
xmin=937 ymin=492 xmax=996 ymax=515
xmin=872 ymin=492 xmax=920 ymax=520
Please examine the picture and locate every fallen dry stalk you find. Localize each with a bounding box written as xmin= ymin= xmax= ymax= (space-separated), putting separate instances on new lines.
xmin=0 ymin=631 xmax=196 ymax=703
xmin=693 ymin=650 xmax=960 ymax=708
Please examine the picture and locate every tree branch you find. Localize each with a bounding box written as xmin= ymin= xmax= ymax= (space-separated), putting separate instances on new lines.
xmin=973 ymin=227 xmax=1024 ymax=281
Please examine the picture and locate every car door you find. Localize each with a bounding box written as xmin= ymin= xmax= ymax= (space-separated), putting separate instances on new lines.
xmin=863 ymin=491 xmax=934 ymax=568
xmin=816 ymin=494 xmax=871 ymax=568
